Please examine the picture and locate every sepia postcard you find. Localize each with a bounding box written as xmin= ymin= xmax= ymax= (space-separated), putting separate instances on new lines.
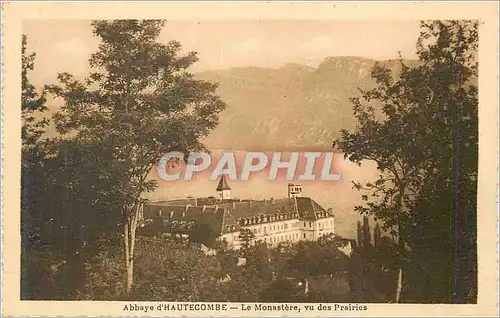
xmin=1 ymin=1 xmax=499 ymax=317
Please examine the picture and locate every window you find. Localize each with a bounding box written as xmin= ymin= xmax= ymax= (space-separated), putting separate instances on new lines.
xmin=309 ymin=222 xmax=312 ymax=227
xmin=303 ymin=233 xmax=306 ymax=239
xmin=284 ymin=223 xmax=288 ymax=229
xmin=264 ymin=226 xmax=267 ymax=233
xmin=304 ymin=222 xmax=306 ymax=227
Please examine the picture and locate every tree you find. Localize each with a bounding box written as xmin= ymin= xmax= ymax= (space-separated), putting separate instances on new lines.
xmin=362 ymin=216 xmax=372 ymax=249
xmin=21 ymin=34 xmax=48 ymax=245
xmin=356 ymin=221 xmax=363 ymax=249
xmin=75 ymin=234 xmax=126 ymax=300
xmin=403 ymin=22 xmax=478 ymax=304
xmin=21 ymin=35 xmax=48 ymax=153
xmin=334 ymin=20 xmax=478 ymax=303
xmin=23 ymin=139 xmax=130 ymax=299
xmin=21 ymin=34 xmax=53 ymax=299
xmin=132 ymin=239 xmax=220 ymax=301
xmin=289 ymin=239 xmax=348 ymax=280
xmin=46 ymin=20 xmax=226 ymax=293
xmin=371 ymin=235 xmax=399 ymax=300
xmin=239 ymin=228 xmax=256 ymax=253
xmin=260 ymin=278 xmax=304 ymax=302
xmin=373 ymin=223 xmax=382 ymax=247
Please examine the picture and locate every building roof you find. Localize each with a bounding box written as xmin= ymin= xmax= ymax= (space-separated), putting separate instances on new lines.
xmin=216 ymin=175 xmax=231 ymax=191
xmin=146 ymin=196 xmax=333 ymax=223
xmin=149 ymin=197 xmax=197 ymax=207
xmin=219 ymin=198 xmax=296 ymax=219
xmin=144 ymin=194 xmax=334 ymax=246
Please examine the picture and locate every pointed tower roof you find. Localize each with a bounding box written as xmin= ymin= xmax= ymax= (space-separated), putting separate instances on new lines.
xmin=216 ymin=175 xmax=231 ymax=191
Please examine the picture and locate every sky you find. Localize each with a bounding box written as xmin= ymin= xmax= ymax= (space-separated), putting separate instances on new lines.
xmin=24 ymin=20 xmax=420 ymax=86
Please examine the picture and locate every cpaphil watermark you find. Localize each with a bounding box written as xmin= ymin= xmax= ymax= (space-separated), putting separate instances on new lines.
xmin=156 ymin=151 xmax=343 ymax=182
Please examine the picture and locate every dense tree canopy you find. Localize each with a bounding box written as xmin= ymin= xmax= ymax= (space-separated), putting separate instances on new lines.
xmin=334 ymin=20 xmax=478 ymax=303
xmin=25 ymin=19 xmax=227 ymax=294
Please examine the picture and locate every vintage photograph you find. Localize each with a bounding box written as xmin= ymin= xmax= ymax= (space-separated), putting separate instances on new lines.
xmin=18 ymin=17 xmax=482 ymax=305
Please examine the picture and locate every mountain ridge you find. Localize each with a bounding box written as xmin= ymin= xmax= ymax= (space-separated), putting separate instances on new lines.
xmin=196 ymin=56 xmax=417 ymax=151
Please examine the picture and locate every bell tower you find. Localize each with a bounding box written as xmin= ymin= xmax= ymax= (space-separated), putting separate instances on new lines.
xmin=216 ymin=175 xmax=231 ymax=200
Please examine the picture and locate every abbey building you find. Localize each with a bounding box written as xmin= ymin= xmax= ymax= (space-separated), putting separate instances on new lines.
xmin=140 ymin=176 xmax=335 ymax=249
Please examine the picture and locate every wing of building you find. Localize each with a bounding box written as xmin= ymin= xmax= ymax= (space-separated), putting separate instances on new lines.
xmin=140 ymin=178 xmax=335 ymax=249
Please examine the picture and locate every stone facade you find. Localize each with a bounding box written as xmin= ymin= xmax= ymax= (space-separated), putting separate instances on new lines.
xmin=141 ymin=179 xmax=335 ymax=249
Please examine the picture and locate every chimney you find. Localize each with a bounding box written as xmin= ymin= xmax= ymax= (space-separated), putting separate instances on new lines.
xmin=215 ymin=205 xmax=219 ymax=212
xmin=169 ymin=211 xmax=174 ymax=218
xmin=249 ymin=201 xmax=253 ymax=207
xmin=270 ymin=197 xmax=275 ymax=204
xmin=183 ymin=206 xmax=188 ymax=218
xmin=232 ymin=201 xmax=236 ymax=209
xmin=288 ymin=183 xmax=303 ymax=198
xmin=202 ymin=205 xmax=207 ymax=212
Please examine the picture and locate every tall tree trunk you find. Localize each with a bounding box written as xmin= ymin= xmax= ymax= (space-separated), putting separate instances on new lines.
xmin=395 ymin=184 xmax=406 ymax=303
xmin=394 ymin=220 xmax=405 ymax=303
xmin=123 ymin=219 xmax=132 ymax=293
xmin=395 ymin=267 xmax=403 ymax=303
xmin=123 ymin=204 xmax=140 ymax=294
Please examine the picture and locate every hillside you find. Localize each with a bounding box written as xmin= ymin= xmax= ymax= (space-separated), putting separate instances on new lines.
xmin=196 ymin=56 xmax=417 ymax=151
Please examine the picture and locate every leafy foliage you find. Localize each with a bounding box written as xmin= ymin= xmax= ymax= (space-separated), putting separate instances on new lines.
xmin=362 ymin=216 xmax=372 ymax=249
xmin=43 ymin=20 xmax=227 ymax=292
xmin=334 ymin=20 xmax=478 ymax=303
xmin=373 ymin=223 xmax=382 ymax=247
xmin=238 ymin=228 xmax=257 ymax=253
xmin=21 ymin=35 xmax=48 ymax=152
xmin=356 ymin=221 xmax=363 ymax=247
xmin=289 ymin=235 xmax=348 ymax=278
xmin=131 ymin=239 xmax=221 ymax=301
xmin=46 ymin=20 xmax=226 ymax=213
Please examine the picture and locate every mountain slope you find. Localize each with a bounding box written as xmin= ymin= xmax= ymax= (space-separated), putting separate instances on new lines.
xmin=197 ymin=56 xmax=416 ymax=151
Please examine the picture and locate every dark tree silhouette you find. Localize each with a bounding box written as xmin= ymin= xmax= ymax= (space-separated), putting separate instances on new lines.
xmin=45 ymin=20 xmax=226 ymax=293
xmin=334 ymin=20 xmax=478 ymax=303
xmin=362 ymin=216 xmax=372 ymax=249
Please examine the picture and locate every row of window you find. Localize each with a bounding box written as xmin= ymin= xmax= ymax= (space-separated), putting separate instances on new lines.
xmin=250 ymin=222 xmax=292 ymax=234
xmin=263 ymin=232 xmax=307 ymax=244
xmin=318 ymin=220 xmax=334 ymax=228
xmin=233 ymin=231 xmax=308 ymax=242
xmin=227 ymin=230 xmax=338 ymax=246
xmin=246 ymin=219 xmax=334 ymax=235
xmin=238 ymin=213 xmax=299 ymax=226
